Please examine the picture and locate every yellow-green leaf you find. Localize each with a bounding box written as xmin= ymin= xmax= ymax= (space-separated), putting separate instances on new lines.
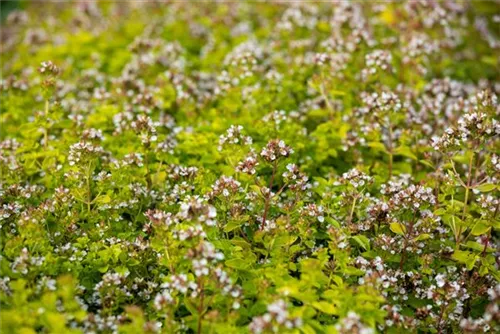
xmin=475 ymin=183 xmax=497 ymax=192
xmin=390 ymin=222 xmax=406 ymax=235
xmin=312 ymin=301 xmax=337 ymax=315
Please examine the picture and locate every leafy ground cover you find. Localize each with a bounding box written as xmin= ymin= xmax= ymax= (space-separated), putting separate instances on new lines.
xmin=1 ymin=1 xmax=499 ymax=333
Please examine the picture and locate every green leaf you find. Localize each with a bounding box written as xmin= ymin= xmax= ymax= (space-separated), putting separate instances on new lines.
xmin=98 ymin=265 xmax=109 ymax=273
xmin=351 ymin=235 xmax=371 ymax=251
xmin=300 ymin=324 xmax=317 ymax=334
xmin=390 ymin=222 xmax=406 ymax=235
xmin=413 ymin=234 xmax=431 ymax=241
xmin=475 ymin=183 xmax=497 ymax=192
xmin=343 ymin=266 xmax=365 ymax=276
xmin=367 ymin=141 xmax=388 ymax=153
xmin=419 ymin=159 xmax=434 ymax=168
xmin=442 ymin=214 xmax=465 ymax=230
xmin=479 ymin=263 xmax=489 ymax=276
xmin=330 ymin=275 xmax=343 ymax=287
xmin=329 ymin=90 xmax=346 ymax=96
xmin=94 ymin=194 xmax=111 ymax=204
xmin=184 ymin=299 xmax=198 ymax=316
xmin=312 ymin=301 xmax=337 ymax=315
xmin=481 ymin=55 xmax=497 ymax=66
xmin=470 ymin=222 xmax=491 ymax=236
xmin=225 ymin=258 xmax=251 ymax=270
xmin=325 ymin=217 xmax=340 ymax=228
xmin=433 ymin=208 xmax=446 ymax=215
xmin=224 ymin=220 xmax=244 ymax=232
xmin=463 ymin=241 xmax=493 ymax=253
xmin=394 ymin=146 xmax=418 ymax=160
xmin=452 ymin=250 xmax=477 ymax=270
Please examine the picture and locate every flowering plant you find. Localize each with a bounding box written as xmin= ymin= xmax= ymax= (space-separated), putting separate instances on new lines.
xmin=1 ymin=1 xmax=499 ymax=333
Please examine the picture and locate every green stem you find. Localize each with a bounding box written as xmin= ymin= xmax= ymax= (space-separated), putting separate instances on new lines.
xmin=387 ymin=118 xmax=393 ymax=179
xmin=319 ymin=77 xmax=334 ymax=121
xmin=164 ymin=237 xmax=174 ymax=273
xmin=399 ymin=218 xmax=415 ymax=270
xmin=456 ymin=152 xmax=474 ymax=248
xmin=197 ymin=278 xmax=205 ymax=334
xmin=44 ymin=99 xmax=49 ymax=149
xmin=155 ymin=160 xmax=163 ymax=185
xmin=144 ymin=150 xmax=152 ymax=190
xmin=462 ymin=221 xmax=478 ymax=245
xmin=261 ymin=160 xmax=277 ymax=230
xmin=86 ymin=163 xmax=92 ymax=213
xmin=347 ymin=196 xmax=357 ymax=224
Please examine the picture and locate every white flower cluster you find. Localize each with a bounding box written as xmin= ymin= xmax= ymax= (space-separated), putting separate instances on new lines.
xmin=335 ymin=311 xmax=374 ymax=334
xmin=389 ymin=184 xmax=436 ymax=210
xmin=144 ymin=209 xmax=177 ymax=228
xmin=300 ymin=203 xmax=325 ymax=222
xmin=432 ymin=92 xmax=499 ymax=151
xmin=178 ymin=196 xmax=217 ymax=227
xmin=361 ymin=49 xmax=392 ymax=79
xmin=260 ymin=139 xmax=294 ymax=162
xmin=249 ymin=299 xmax=303 ymax=333
xmin=236 ymin=151 xmax=259 ymax=175
xmin=68 ymin=141 xmax=105 ymax=166
xmin=214 ymin=267 xmax=242 ymax=309
xmin=82 ymin=128 xmax=104 ymax=142
xmin=218 ymin=125 xmax=253 ymax=151
xmin=38 ymin=61 xmax=60 ymax=75
xmin=282 ymin=164 xmax=310 ymax=192
xmin=131 ymin=114 xmax=158 ymax=146
xmin=337 ymin=168 xmax=373 ymax=189
xmin=209 ymin=175 xmax=242 ymax=198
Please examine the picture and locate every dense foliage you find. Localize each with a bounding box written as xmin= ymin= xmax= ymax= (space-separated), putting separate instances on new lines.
xmin=1 ymin=1 xmax=499 ymax=333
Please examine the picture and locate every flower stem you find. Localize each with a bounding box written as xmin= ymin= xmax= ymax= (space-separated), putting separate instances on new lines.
xmin=347 ymin=196 xmax=357 ymax=224
xmin=44 ymin=99 xmax=49 ymax=149
xmin=144 ymin=151 xmax=152 ymax=190
xmin=387 ymin=118 xmax=393 ymax=179
xmin=456 ymin=152 xmax=474 ymax=248
xmin=261 ymin=160 xmax=277 ymax=230
xmin=319 ymin=76 xmax=334 ymax=121
xmin=197 ymin=278 xmax=205 ymax=334
xmin=399 ymin=217 xmax=415 ymax=270
xmin=87 ymin=162 xmax=93 ymax=213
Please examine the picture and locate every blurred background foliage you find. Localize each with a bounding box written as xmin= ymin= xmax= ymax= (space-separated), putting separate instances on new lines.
xmin=1 ymin=0 xmax=24 ymax=21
